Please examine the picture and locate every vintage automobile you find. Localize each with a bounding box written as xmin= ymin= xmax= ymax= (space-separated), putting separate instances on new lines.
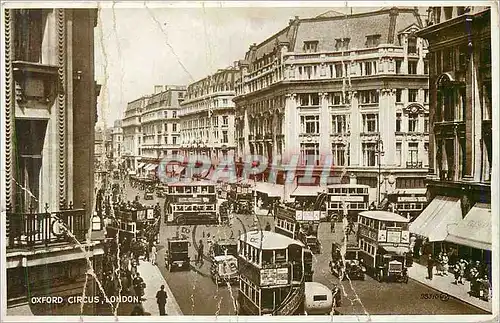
xmin=210 ymin=255 xmax=239 ymax=285
xmin=329 ymin=242 xmax=365 ymax=280
xmin=144 ymin=187 xmax=155 ymax=200
xmin=156 ymin=185 xmax=166 ymax=198
xmin=374 ymin=253 xmax=408 ymax=283
xmin=165 ymin=238 xmax=190 ymax=272
xmin=209 ymin=239 xmax=238 ymax=261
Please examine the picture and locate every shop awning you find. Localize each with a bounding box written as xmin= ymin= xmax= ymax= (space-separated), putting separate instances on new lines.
xmin=255 ymin=182 xmax=284 ymax=199
xmin=137 ymin=162 xmax=146 ymax=169
xmin=290 ymin=186 xmax=325 ymax=197
xmin=145 ymin=164 xmax=158 ymax=171
xmin=446 ymin=203 xmax=491 ymax=251
xmin=409 ymin=196 xmax=462 ymax=242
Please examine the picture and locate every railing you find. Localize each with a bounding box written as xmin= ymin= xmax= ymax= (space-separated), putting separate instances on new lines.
xmin=7 ymin=203 xmax=87 ymax=249
xmin=406 ymin=161 xmax=423 ymax=169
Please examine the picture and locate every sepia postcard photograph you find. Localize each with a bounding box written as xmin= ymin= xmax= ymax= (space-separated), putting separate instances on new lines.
xmin=0 ymin=1 xmax=498 ymax=321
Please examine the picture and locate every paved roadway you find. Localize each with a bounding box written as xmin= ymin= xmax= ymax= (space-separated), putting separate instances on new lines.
xmin=123 ymin=182 xmax=488 ymax=316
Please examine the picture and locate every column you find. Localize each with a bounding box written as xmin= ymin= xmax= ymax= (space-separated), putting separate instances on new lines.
xmin=272 ymin=111 xmax=278 ymax=161
xmin=349 ymin=91 xmax=360 ymax=166
xmin=417 ymin=38 xmax=425 ymax=74
xmin=243 ymin=108 xmax=250 ymax=157
xmin=401 ymin=34 xmax=408 ymax=74
xmin=319 ymin=92 xmax=330 ymax=157
xmin=380 ymin=89 xmax=396 ymax=166
xmin=284 ymin=93 xmax=299 ymax=163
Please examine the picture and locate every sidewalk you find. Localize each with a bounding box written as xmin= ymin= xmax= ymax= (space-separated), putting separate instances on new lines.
xmin=137 ymin=260 xmax=183 ymax=316
xmin=408 ymin=262 xmax=492 ymax=313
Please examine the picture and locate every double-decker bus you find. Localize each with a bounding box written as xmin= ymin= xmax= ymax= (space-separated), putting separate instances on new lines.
xmin=105 ymin=206 xmax=159 ymax=243
xmin=326 ymin=184 xmax=370 ymax=222
xmin=274 ymin=204 xmax=324 ymax=254
xmin=227 ymin=182 xmax=254 ymax=214
xmin=386 ymin=189 xmax=427 ymax=222
xmin=237 ymin=231 xmax=313 ymax=315
xmin=356 ymin=210 xmax=411 ymax=283
xmin=164 ymin=180 xmax=218 ymax=225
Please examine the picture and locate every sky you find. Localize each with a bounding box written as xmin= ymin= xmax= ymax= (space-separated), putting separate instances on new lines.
xmin=94 ymin=3 xmax=426 ymax=128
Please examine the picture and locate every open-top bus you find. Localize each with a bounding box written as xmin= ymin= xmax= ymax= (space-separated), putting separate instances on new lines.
xmin=164 ymin=180 xmax=218 ymax=225
xmin=357 ymin=210 xmax=411 ymax=283
xmin=274 ymin=204 xmax=324 ymax=254
xmin=237 ymin=230 xmax=313 ymax=315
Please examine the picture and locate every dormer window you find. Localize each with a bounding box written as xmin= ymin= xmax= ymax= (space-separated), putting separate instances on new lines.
xmin=365 ymin=34 xmax=381 ymax=48
xmin=335 ymin=38 xmax=350 ymax=51
xmin=408 ymin=36 xmax=418 ymax=54
xmin=303 ymin=41 xmax=319 ymax=53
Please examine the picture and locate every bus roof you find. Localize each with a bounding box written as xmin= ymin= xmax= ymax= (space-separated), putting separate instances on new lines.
xmin=239 ymin=230 xmax=304 ymax=250
xmin=326 ymin=184 xmax=370 ymax=188
xmin=167 ymin=180 xmax=216 ymax=187
xmin=358 ymin=211 xmax=410 ymax=223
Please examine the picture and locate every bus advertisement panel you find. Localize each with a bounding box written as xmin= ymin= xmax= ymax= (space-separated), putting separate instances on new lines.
xmin=295 ymin=210 xmax=321 ymax=222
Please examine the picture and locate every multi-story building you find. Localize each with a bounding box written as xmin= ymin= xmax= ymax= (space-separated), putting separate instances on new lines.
xmin=411 ymin=7 xmax=492 ymax=267
xmin=4 ymin=8 xmax=104 ymax=314
xmin=233 ymin=7 xmax=430 ymax=204
xmin=122 ymin=95 xmax=149 ymax=174
xmin=140 ymin=85 xmax=186 ymax=177
xmin=179 ymin=67 xmax=238 ymax=168
xmin=94 ymin=127 xmax=106 ymax=170
xmin=111 ymin=119 xmax=124 ymax=168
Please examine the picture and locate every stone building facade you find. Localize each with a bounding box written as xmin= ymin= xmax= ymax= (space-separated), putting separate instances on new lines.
xmin=233 ymin=8 xmax=430 ymax=202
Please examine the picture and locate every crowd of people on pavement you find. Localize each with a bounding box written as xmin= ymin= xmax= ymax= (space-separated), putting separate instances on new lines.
xmin=411 ymin=236 xmax=492 ymax=302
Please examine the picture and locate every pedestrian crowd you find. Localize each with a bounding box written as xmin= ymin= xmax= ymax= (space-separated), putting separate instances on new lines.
xmin=411 ymin=236 xmax=492 ymax=302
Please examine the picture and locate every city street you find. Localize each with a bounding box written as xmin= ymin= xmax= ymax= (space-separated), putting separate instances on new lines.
xmin=123 ymin=182 xmax=487 ymax=315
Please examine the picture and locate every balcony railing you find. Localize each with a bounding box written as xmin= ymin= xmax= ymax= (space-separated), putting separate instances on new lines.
xmin=7 ymin=203 xmax=87 ymax=249
xmin=406 ymin=161 xmax=423 ymax=169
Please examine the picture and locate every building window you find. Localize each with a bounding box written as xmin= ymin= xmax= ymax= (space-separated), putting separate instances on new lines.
xmin=408 ymin=143 xmax=419 ymax=165
xmin=222 ymin=116 xmax=229 ymax=126
xmin=408 ymin=36 xmax=417 ymax=54
xmin=364 ymin=62 xmax=373 ymax=75
xmin=172 ymin=123 xmax=177 ymax=132
xmin=443 ymin=48 xmax=454 ymax=72
xmin=365 ymin=34 xmax=381 ymax=47
xmin=396 ymin=113 xmax=402 ymax=132
xmin=439 ymin=139 xmax=455 ymax=180
xmin=396 ymin=143 xmax=402 ymax=166
xmin=362 ymin=114 xmax=378 ymax=133
xmin=359 ymin=90 xmax=379 ymax=104
xmin=329 ymin=92 xmax=343 ymax=105
xmin=172 ymin=136 xmax=177 ymax=145
xmin=213 ymin=116 xmax=219 ymax=127
xmin=408 ymin=113 xmax=418 ymax=132
xmin=408 ymin=60 xmax=418 ymax=74
xmin=332 ymin=143 xmax=347 ymax=166
xmin=408 ymin=89 xmax=418 ymax=102
xmin=396 ymin=89 xmax=402 ymax=102
xmin=362 ymin=143 xmax=377 ymax=166
xmin=300 ymin=143 xmax=320 ymax=166
xmin=299 ymin=93 xmax=320 ymax=106
xmin=331 ymin=115 xmax=347 ymax=134
xmin=396 ymin=59 xmax=403 ymax=74
xmin=424 ymin=89 xmax=429 ymax=103
xmin=444 ymin=7 xmax=453 ymax=20
xmin=424 ymin=143 xmax=429 ymax=167
xmin=222 ymin=130 xmax=228 ymax=143
xmin=303 ymin=41 xmax=319 ymax=53
xmin=223 ymin=99 xmax=228 ymax=105
xmin=335 ymin=38 xmax=350 ymax=51
xmin=424 ymin=60 xmax=429 ymax=74
xmin=14 ymin=10 xmax=45 ymax=62
xmin=335 ymin=63 xmax=343 ymax=78
xmin=396 ymin=177 xmax=425 ymax=189
xmin=424 ymin=113 xmax=429 ymax=133
xmin=300 ymin=115 xmax=320 ymax=134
